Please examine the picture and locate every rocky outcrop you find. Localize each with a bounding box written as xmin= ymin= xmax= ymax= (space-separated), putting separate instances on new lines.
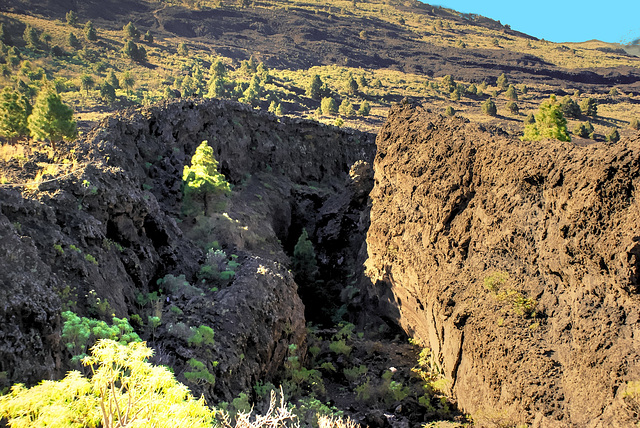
xmin=365 ymin=104 xmax=640 ymax=426
xmin=0 ymin=98 xmax=375 ymax=401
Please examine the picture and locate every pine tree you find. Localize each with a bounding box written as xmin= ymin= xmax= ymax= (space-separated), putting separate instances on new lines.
xmin=143 ymin=30 xmax=153 ymax=44
xmin=99 ymin=82 xmax=116 ymax=104
xmin=358 ymin=100 xmax=371 ymax=116
xmin=345 ymin=75 xmax=358 ymax=95
xmin=496 ymin=73 xmax=508 ymax=89
xmin=482 ymin=99 xmax=497 ymax=116
xmin=121 ymin=71 xmax=135 ymax=96
xmin=306 ymin=74 xmax=323 ymax=99
xmin=606 ymin=128 xmax=620 ymax=143
xmin=28 ymin=88 xmax=77 ymax=149
xmin=559 ymin=95 xmax=580 ymax=119
xmin=292 ymin=228 xmax=318 ymax=286
xmin=182 ymin=140 xmax=230 ymax=215
xmin=206 ymin=77 xmax=225 ymax=98
xmin=209 ymin=58 xmax=226 ymax=80
xmin=65 ymin=10 xmax=78 ymax=26
xmin=23 ymin=25 xmax=39 ymax=49
xmin=630 ymin=118 xmax=640 ymax=130
xmin=106 ymin=70 xmax=119 ymax=89
xmin=84 ymin=21 xmax=97 ymax=41
xmin=177 ymin=42 xmax=188 ymax=56
xmin=68 ymin=32 xmax=81 ymax=49
xmin=522 ymin=95 xmax=570 ymax=142
xmin=321 ymin=97 xmax=338 ymax=115
xmin=441 ymin=74 xmax=456 ymax=93
xmin=506 ymin=101 xmax=519 ymax=115
xmin=0 ymin=87 xmax=31 ymax=143
xmin=123 ymin=22 xmax=140 ymax=40
xmin=505 ymin=84 xmax=518 ymax=100
xmin=338 ymin=99 xmax=355 ymax=117
xmin=580 ymin=97 xmax=598 ymax=117
xmin=80 ymin=74 xmax=95 ymax=96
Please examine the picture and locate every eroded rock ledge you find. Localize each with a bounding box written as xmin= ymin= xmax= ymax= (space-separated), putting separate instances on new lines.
xmin=365 ymin=103 xmax=640 ymax=426
xmin=0 ymin=98 xmax=375 ymax=402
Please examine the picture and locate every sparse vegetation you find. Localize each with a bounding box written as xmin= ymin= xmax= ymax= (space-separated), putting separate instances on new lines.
xmin=522 ymin=95 xmax=570 ymax=142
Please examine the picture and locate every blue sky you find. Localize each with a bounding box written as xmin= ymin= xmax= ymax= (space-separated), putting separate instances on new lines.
xmin=429 ymin=1 xmax=640 ymax=45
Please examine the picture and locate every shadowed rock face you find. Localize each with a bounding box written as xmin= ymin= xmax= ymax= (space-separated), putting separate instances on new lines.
xmin=0 ymin=98 xmax=375 ymax=402
xmin=365 ymin=104 xmax=640 ymax=426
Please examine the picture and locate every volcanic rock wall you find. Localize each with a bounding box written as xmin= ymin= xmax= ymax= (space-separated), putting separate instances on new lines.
xmin=365 ymin=104 xmax=640 ymax=426
xmin=0 ymin=98 xmax=375 ymax=401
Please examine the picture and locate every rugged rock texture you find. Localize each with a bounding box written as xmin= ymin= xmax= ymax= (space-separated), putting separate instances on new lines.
xmin=0 ymin=98 xmax=375 ymax=401
xmin=365 ymin=104 xmax=640 ymax=426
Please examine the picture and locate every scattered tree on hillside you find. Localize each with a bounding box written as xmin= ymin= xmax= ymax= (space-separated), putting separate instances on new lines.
xmin=522 ymin=95 xmax=570 ymax=142
xmin=68 ymin=32 xmax=81 ymax=49
xmin=573 ymin=121 xmax=594 ymax=139
xmin=306 ymin=74 xmax=323 ymax=99
xmin=80 ymin=74 xmax=95 ymax=96
xmin=559 ymin=95 xmax=580 ymax=119
xmin=345 ymin=75 xmax=358 ymax=95
xmin=606 ymin=127 xmax=620 ymax=143
xmin=630 ymin=118 xmax=640 ymax=130
xmin=177 ymin=42 xmax=189 ymax=57
xmin=143 ymin=30 xmax=153 ymax=44
xmin=580 ymin=97 xmax=598 ymax=117
xmin=609 ymin=87 xmax=619 ymax=97
xmin=182 ymin=140 xmax=230 ymax=215
xmin=41 ymin=33 xmax=52 ymax=49
xmin=106 ymin=70 xmax=119 ymax=89
xmin=496 ymin=72 xmax=508 ymax=89
xmin=0 ymin=87 xmax=32 ymax=143
xmin=358 ymin=100 xmax=371 ymax=116
xmin=28 ymin=87 xmax=77 ymax=149
xmin=121 ymin=71 xmax=135 ymax=96
xmin=505 ymin=84 xmax=517 ymax=100
xmin=84 ymin=21 xmax=97 ymax=41
xmin=441 ymin=74 xmax=456 ymax=93
xmin=482 ymin=99 xmax=497 ymax=117
xmin=122 ymin=40 xmax=146 ymax=62
xmin=321 ymin=97 xmax=338 ymax=115
xmin=209 ymin=58 xmax=226 ymax=80
xmin=506 ymin=101 xmax=519 ymax=115
xmin=99 ymin=82 xmax=116 ymax=105
xmin=65 ymin=10 xmax=78 ymax=26
xmin=23 ymin=25 xmax=39 ymax=49
xmin=445 ymin=106 xmax=455 ymax=116
xmin=123 ymin=22 xmax=140 ymax=40
xmin=206 ymin=77 xmax=225 ymax=98
xmin=339 ymin=99 xmax=355 ymax=117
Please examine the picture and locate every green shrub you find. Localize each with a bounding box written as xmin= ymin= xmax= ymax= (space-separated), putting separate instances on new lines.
xmin=321 ymin=97 xmax=338 ymax=115
xmin=606 ymin=127 xmax=620 ymax=143
xmin=504 ymin=84 xmax=517 ymax=100
xmin=630 ymin=118 xmax=640 ymax=130
xmin=560 ymin=95 xmax=580 ymax=119
xmin=522 ymin=95 xmax=570 ymax=142
xmin=506 ymin=101 xmax=519 ymax=115
xmin=338 ymin=99 xmax=355 ymax=117
xmin=580 ymin=97 xmax=598 ymax=116
xmin=183 ymin=358 xmax=216 ymax=386
xmin=481 ymin=99 xmax=497 ymax=117
xmin=0 ymin=340 xmax=215 ymax=428
xmin=188 ymin=325 xmax=215 ymax=348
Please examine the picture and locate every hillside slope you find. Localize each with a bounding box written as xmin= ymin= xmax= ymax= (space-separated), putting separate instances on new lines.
xmin=365 ymin=103 xmax=640 ymax=425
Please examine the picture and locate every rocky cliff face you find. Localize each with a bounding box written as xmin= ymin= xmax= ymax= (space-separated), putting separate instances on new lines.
xmin=365 ymin=104 xmax=640 ymax=426
xmin=0 ymin=98 xmax=375 ymax=401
